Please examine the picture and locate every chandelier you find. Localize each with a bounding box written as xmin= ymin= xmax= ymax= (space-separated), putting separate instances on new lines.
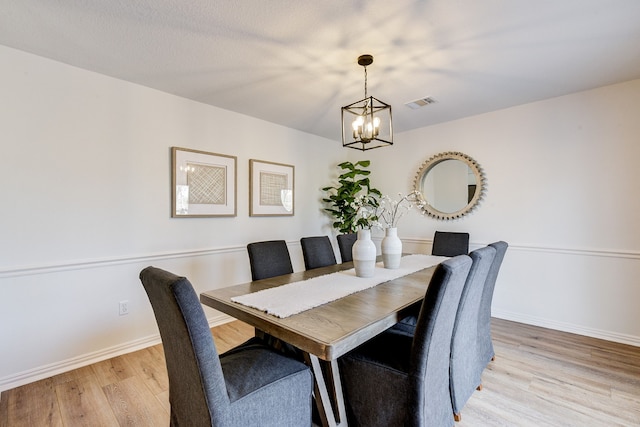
xmin=341 ymin=54 xmax=393 ymax=151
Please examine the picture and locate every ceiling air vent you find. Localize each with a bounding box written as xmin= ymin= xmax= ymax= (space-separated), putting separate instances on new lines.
xmin=405 ymin=97 xmax=437 ymax=110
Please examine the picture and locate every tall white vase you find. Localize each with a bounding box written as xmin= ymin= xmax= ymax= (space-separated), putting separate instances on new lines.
xmin=352 ymin=229 xmax=376 ymax=278
xmin=381 ymin=227 xmax=402 ymax=269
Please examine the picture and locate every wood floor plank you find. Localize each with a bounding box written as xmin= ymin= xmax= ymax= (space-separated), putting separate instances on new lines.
xmin=611 ymin=387 xmax=640 ymax=423
xmin=467 ymin=319 xmax=640 ymax=427
xmin=91 ymin=354 xmax=137 ymax=388
xmin=55 ymin=375 xmax=118 ymax=426
xmin=481 ymin=353 xmax=535 ymax=390
xmin=464 ymin=358 xmax=622 ymax=426
xmin=3 ymin=378 xmax=62 ymax=427
xmin=0 ymin=390 xmax=8 ymax=427
xmin=528 ymin=375 xmax=636 ymax=425
xmin=102 ymin=376 xmax=169 ymax=426
xmin=457 ymin=386 xmax=567 ymax=427
xmin=50 ymin=365 xmax=95 ymax=387
xmin=124 ymin=346 xmax=169 ymax=396
xmin=493 ymin=347 xmax=614 ymax=397
xmin=495 ymin=340 xmax=625 ymax=393
xmin=156 ymin=389 xmax=170 ymax=414
xmin=211 ymin=320 xmax=255 ymax=353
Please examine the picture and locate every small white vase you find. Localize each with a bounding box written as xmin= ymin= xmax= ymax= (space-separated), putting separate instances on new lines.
xmin=352 ymin=229 xmax=377 ymax=278
xmin=381 ymin=227 xmax=402 ymax=269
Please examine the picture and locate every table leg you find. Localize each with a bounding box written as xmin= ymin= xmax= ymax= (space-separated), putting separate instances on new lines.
xmin=303 ymin=353 xmax=347 ymax=427
xmin=323 ymin=359 xmax=348 ymax=425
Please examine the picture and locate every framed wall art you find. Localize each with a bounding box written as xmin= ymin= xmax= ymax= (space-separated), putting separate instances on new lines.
xmin=171 ymin=147 xmax=237 ymax=217
xmin=249 ymin=159 xmax=294 ymax=216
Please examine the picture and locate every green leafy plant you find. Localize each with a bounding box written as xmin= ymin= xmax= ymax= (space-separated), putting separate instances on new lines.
xmin=322 ymin=160 xmax=382 ymax=233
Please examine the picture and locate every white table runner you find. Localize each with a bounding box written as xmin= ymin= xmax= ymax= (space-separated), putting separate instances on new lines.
xmin=231 ymin=254 xmax=448 ymax=318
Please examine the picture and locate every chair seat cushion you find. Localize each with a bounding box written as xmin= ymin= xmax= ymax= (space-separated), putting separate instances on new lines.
xmin=221 ymin=338 xmax=312 ymax=426
xmin=220 ymin=338 xmax=311 ymax=402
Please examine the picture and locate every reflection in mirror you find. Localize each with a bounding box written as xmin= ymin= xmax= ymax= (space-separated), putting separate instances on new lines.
xmin=414 ymin=152 xmax=486 ymax=220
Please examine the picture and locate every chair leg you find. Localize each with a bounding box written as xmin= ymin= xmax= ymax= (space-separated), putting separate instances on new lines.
xmin=454 ymin=413 xmax=462 ymax=422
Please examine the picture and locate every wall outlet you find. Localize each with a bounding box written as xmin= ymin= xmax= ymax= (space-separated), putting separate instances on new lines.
xmin=119 ymin=300 xmax=129 ymax=316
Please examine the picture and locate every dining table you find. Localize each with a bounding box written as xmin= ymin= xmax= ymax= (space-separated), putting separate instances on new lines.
xmin=200 ymin=255 xmax=441 ymax=427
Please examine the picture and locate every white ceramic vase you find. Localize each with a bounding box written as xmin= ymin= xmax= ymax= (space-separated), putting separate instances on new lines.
xmin=381 ymin=227 xmax=402 ymax=269
xmin=352 ymin=229 xmax=377 ymax=278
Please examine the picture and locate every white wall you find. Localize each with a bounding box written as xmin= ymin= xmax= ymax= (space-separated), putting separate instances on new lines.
xmin=0 ymin=45 xmax=344 ymax=391
xmin=2 ymin=42 xmax=639 ymax=392
xmin=365 ymin=78 xmax=640 ymax=346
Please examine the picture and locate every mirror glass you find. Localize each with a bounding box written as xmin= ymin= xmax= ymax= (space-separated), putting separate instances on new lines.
xmin=414 ymin=152 xmax=485 ymax=220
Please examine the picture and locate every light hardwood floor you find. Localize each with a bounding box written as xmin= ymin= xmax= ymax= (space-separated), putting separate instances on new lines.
xmin=1 ymin=319 xmax=639 ymax=426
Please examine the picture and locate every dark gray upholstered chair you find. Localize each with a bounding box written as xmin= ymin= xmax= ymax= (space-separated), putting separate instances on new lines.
xmin=476 ymin=241 xmax=509 ymax=378
xmin=300 ymin=236 xmax=337 ymax=270
xmin=139 ymin=266 xmax=313 ymax=427
xmin=449 ymin=245 xmax=496 ymax=422
xmin=247 ymin=240 xmax=293 ymax=281
xmin=336 ymin=233 xmax=357 ymax=263
xmin=431 ymin=231 xmax=470 ymax=257
xmin=391 ymin=231 xmax=470 ymax=336
xmin=339 ymin=255 xmax=472 ymax=427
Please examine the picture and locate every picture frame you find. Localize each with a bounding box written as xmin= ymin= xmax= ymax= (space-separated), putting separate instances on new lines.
xmin=171 ymin=147 xmax=237 ymax=217
xmin=249 ymin=159 xmax=295 ymax=216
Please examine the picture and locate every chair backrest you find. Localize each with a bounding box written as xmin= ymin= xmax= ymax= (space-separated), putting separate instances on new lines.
xmin=432 ymin=231 xmax=470 ymax=257
xmin=449 ymin=245 xmax=497 ymax=415
xmin=477 ymin=241 xmax=509 ymax=370
xmin=407 ymin=255 xmax=472 ymax=426
xmin=247 ymin=240 xmax=294 ymax=281
xmin=300 ymin=236 xmax=337 ymax=270
xmin=139 ymin=266 xmax=229 ymax=426
xmin=336 ymin=233 xmax=357 ymax=263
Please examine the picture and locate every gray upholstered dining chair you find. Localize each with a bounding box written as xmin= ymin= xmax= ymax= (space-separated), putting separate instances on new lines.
xmin=339 ymin=255 xmax=472 ymax=427
xmin=246 ymin=240 xmax=300 ymax=352
xmin=139 ymin=266 xmax=313 ymax=427
xmin=449 ymin=245 xmax=496 ymax=422
xmin=476 ymin=241 xmax=509 ymax=378
xmin=390 ymin=230 xmax=470 ymax=336
xmin=431 ymin=231 xmax=470 ymax=257
xmin=246 ymin=240 xmax=293 ymax=281
xmin=300 ymin=236 xmax=337 ymax=270
xmin=336 ymin=233 xmax=357 ymax=263
xmin=390 ymin=231 xmax=469 ymax=335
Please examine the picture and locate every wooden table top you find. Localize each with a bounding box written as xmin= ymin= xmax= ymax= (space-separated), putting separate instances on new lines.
xmin=200 ymin=260 xmax=436 ymax=361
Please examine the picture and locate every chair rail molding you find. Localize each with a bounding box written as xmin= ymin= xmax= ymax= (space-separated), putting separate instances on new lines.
xmin=0 ymin=240 xmax=304 ymax=279
xmin=400 ymin=237 xmax=640 ymax=260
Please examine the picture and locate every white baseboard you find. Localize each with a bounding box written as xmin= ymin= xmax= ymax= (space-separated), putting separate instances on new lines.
xmin=492 ymin=309 xmax=640 ymax=348
xmin=0 ymin=313 xmax=233 ymax=393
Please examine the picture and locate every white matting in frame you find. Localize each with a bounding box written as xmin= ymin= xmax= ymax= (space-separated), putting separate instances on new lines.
xmin=249 ymin=159 xmax=294 ymax=216
xmin=172 ymin=147 xmax=237 ymax=217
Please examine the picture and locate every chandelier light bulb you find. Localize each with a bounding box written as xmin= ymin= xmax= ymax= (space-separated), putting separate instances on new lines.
xmin=351 ymin=114 xmax=381 ymax=142
xmin=352 ymin=116 xmax=364 ymax=138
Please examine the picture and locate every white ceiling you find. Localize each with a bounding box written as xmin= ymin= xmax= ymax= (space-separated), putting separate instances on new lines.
xmin=2 ymin=1 xmax=640 ymax=141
